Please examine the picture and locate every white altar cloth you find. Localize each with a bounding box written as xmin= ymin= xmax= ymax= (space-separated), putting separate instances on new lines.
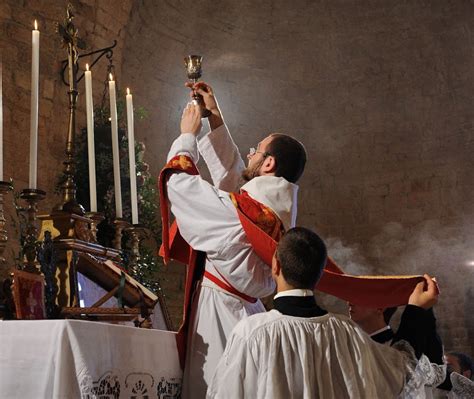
xmin=0 ymin=320 xmax=181 ymax=398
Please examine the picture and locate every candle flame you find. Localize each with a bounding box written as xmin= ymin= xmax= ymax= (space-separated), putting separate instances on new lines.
xmin=127 ymin=88 xmax=130 ymax=95
xmin=34 ymin=20 xmax=38 ymax=30
xmin=109 ymin=73 xmax=113 ymax=81
xmin=85 ymin=63 xmax=89 ymax=71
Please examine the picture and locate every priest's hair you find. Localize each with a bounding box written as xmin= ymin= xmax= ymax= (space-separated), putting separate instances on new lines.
xmin=276 ymin=227 xmax=327 ymax=289
xmin=267 ymin=133 xmax=307 ymax=183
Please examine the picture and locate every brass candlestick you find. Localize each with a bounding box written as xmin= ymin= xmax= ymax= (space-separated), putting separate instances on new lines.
xmin=54 ymin=5 xmax=85 ymax=215
xmin=20 ymin=188 xmax=46 ymax=273
xmin=184 ymin=55 xmax=211 ymax=118
xmin=113 ymin=218 xmax=131 ymax=250
xmin=85 ymin=211 xmax=104 ymax=243
xmin=125 ymin=224 xmax=149 ymax=275
xmin=0 ymin=181 xmax=13 ymax=268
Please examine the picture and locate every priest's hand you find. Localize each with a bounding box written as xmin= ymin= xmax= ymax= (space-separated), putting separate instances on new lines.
xmin=181 ymin=102 xmax=202 ymax=136
xmin=185 ymin=81 xmax=223 ymax=130
xmin=408 ymin=274 xmax=439 ymax=309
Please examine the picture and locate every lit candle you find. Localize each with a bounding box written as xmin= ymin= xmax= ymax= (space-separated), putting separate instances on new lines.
xmin=108 ymin=73 xmax=122 ymax=218
xmin=84 ymin=64 xmax=97 ymax=212
xmin=29 ymin=20 xmax=40 ymax=189
xmin=0 ymin=54 xmax=3 ymax=181
xmin=126 ymin=88 xmax=138 ymax=224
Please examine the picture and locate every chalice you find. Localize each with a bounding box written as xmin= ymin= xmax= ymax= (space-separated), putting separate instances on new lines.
xmin=184 ymin=55 xmax=211 ymax=118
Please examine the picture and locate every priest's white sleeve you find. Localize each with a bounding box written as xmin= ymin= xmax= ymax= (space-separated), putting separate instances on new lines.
xmin=206 ymin=332 xmax=258 ymax=399
xmin=166 ymin=133 xmax=242 ymax=255
xmin=197 ymin=124 xmax=245 ymax=191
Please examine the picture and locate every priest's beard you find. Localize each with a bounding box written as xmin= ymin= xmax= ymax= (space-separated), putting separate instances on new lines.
xmin=242 ymin=158 xmax=265 ymax=182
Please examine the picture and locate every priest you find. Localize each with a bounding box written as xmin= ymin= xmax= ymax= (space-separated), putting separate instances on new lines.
xmin=160 ymin=84 xmax=307 ymax=398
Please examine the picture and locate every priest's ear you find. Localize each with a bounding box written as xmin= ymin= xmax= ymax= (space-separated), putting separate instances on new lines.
xmin=272 ymin=252 xmax=281 ymax=277
xmin=261 ymin=154 xmax=277 ymax=175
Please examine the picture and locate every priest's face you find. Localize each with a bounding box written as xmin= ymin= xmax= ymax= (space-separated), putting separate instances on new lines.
xmin=242 ymin=136 xmax=273 ymax=182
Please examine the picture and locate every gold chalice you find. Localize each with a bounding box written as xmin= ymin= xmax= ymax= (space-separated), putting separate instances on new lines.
xmin=184 ymin=55 xmax=211 ymax=118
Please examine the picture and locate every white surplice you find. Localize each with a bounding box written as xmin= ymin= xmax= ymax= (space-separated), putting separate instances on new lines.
xmin=207 ymin=310 xmax=441 ymax=399
xmin=166 ymin=125 xmax=299 ymax=398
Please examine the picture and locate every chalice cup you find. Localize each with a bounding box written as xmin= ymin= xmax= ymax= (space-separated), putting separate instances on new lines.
xmin=184 ymin=55 xmax=211 ymax=118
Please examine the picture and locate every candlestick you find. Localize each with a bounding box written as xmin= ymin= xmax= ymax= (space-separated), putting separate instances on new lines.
xmin=108 ymin=74 xmax=122 ymax=218
xmin=125 ymin=224 xmax=149 ymax=275
xmin=20 ymin=188 xmax=46 ymax=273
xmin=113 ymin=218 xmax=130 ymax=250
xmin=84 ymin=64 xmax=97 ymax=212
xmin=126 ymin=88 xmax=138 ymax=224
xmin=0 ymin=55 xmax=3 ymax=181
xmin=85 ymin=211 xmax=104 ymax=243
xmin=29 ymin=20 xmax=40 ymax=189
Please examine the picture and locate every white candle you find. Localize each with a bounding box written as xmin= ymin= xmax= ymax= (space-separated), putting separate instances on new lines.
xmin=126 ymin=88 xmax=138 ymax=224
xmin=0 ymin=54 xmax=3 ymax=181
xmin=108 ymin=73 xmax=122 ymax=218
xmin=29 ymin=20 xmax=39 ymax=189
xmin=84 ymin=64 xmax=97 ymax=212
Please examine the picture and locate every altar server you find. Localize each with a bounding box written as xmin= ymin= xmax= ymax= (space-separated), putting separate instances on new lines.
xmin=208 ymin=227 xmax=443 ymax=399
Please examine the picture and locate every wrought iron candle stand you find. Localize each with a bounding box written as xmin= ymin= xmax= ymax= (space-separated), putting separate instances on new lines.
xmin=124 ymin=224 xmax=150 ymax=276
xmin=0 ymin=181 xmax=13 ymax=267
xmin=20 ymin=188 xmax=46 ymax=273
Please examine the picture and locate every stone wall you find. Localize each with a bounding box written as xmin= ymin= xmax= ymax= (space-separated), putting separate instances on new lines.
xmin=121 ymin=0 xmax=474 ymax=354
xmin=1 ymin=1 xmax=473 ymax=354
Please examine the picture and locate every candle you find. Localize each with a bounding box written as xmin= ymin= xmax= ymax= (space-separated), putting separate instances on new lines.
xmin=84 ymin=64 xmax=97 ymax=212
xmin=0 ymin=54 xmax=3 ymax=181
xmin=29 ymin=20 xmax=39 ymax=189
xmin=126 ymin=88 xmax=138 ymax=224
xmin=108 ymin=73 xmax=122 ymax=218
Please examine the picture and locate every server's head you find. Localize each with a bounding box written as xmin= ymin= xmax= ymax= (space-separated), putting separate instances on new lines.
xmin=273 ymin=227 xmax=327 ymax=290
xmin=446 ymin=352 xmax=473 ymax=379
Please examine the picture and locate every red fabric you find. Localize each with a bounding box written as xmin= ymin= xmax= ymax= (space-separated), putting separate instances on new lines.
xmin=316 ymin=270 xmax=425 ymax=307
xmin=233 ymin=202 xmax=425 ymax=307
xmin=204 ymin=271 xmax=257 ymax=303
xmin=159 ymin=155 xmax=202 ymax=369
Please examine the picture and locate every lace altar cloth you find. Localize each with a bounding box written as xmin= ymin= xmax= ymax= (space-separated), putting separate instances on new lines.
xmin=0 ymin=320 xmax=181 ymax=398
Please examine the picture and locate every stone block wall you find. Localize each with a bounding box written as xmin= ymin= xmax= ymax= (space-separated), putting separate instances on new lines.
xmin=121 ymin=0 xmax=474 ymax=354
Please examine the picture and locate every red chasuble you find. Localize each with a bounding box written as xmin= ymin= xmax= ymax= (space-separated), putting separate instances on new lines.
xmin=159 ymin=154 xmax=426 ymax=367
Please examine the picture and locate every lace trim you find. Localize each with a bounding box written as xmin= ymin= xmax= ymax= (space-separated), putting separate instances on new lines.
xmin=450 ymin=372 xmax=474 ymax=399
xmin=393 ymin=340 xmax=447 ymax=399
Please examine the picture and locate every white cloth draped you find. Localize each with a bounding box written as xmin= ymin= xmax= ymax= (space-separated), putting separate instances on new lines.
xmin=166 ymin=126 xmax=298 ymax=398
xmin=0 ymin=320 xmax=181 ymax=399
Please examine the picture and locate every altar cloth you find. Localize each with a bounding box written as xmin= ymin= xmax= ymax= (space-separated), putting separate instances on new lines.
xmin=0 ymin=320 xmax=181 ymax=398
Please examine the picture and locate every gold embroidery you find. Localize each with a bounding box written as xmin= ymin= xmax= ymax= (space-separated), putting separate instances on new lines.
xmin=169 ymin=155 xmax=193 ymax=171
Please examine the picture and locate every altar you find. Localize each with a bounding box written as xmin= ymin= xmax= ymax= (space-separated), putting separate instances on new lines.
xmin=0 ymin=320 xmax=182 ymax=398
